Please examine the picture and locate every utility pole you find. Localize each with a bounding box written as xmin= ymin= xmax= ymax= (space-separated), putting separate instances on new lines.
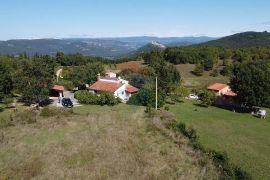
xmin=155 ymin=76 xmax=158 ymax=110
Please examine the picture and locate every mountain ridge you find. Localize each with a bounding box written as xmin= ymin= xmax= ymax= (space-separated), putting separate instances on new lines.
xmin=0 ymin=36 xmax=215 ymax=58
xmin=199 ymin=31 xmax=270 ymax=48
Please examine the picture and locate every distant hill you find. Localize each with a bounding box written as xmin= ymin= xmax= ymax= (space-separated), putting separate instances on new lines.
xmin=0 ymin=36 xmax=215 ymax=58
xmin=0 ymin=39 xmax=140 ymax=58
xmin=200 ymin=31 xmax=270 ymax=48
xmin=104 ymin=36 xmax=216 ymax=46
xmin=129 ymin=42 xmax=166 ymax=56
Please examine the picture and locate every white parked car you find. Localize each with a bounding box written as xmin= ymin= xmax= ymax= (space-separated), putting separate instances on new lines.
xmin=189 ymin=94 xmax=199 ymax=100
xmin=258 ymin=109 xmax=267 ymax=119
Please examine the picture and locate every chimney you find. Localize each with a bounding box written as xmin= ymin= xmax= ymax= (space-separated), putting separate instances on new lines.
xmin=97 ymin=73 xmax=100 ymax=81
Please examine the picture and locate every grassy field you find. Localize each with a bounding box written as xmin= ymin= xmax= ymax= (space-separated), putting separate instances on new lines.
xmin=168 ymin=100 xmax=270 ymax=179
xmin=175 ymin=64 xmax=229 ymax=88
xmin=0 ymin=104 xmax=218 ymax=179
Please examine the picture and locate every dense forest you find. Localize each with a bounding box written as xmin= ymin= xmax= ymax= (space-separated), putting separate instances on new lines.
xmin=0 ymin=42 xmax=270 ymax=108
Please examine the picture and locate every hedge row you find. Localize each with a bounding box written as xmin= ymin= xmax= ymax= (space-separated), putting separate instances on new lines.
xmin=74 ymin=90 xmax=119 ymax=106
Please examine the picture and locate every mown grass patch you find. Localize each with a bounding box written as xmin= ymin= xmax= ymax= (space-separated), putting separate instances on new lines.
xmin=169 ymin=100 xmax=270 ymax=179
xmin=175 ymin=64 xmax=229 ymax=88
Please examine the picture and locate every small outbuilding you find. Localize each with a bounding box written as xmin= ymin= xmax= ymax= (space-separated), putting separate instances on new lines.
xmin=51 ymin=85 xmax=64 ymax=98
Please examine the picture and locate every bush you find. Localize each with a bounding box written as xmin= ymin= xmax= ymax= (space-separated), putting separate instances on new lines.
xmin=173 ymin=122 xmax=198 ymax=141
xmin=192 ymin=63 xmax=204 ymax=76
xmin=3 ymin=96 xmax=13 ymax=108
xmin=199 ymin=90 xmax=216 ymax=107
xmin=164 ymin=106 xmax=170 ymax=111
xmin=165 ymin=99 xmax=175 ymax=105
xmin=58 ymin=80 xmax=74 ymax=91
xmin=99 ymin=92 xmax=119 ymax=106
xmin=75 ymin=90 xmax=119 ymax=106
xmin=210 ymin=69 xmax=219 ymax=77
xmin=145 ymin=104 xmax=156 ymax=118
xmin=128 ymin=85 xmax=166 ymax=108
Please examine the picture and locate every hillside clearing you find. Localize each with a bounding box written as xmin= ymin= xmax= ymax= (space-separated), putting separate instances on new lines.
xmin=169 ymin=100 xmax=270 ymax=179
xmin=0 ymin=104 xmax=218 ymax=179
xmin=175 ymin=64 xmax=229 ymax=88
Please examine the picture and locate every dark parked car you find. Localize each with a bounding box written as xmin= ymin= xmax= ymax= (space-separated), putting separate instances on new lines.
xmin=62 ymin=98 xmax=73 ymax=108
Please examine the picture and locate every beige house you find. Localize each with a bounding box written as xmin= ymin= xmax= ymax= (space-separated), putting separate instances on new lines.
xmin=207 ymin=83 xmax=237 ymax=106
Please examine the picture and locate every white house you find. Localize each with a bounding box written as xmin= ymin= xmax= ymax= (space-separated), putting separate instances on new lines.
xmin=87 ymin=73 xmax=139 ymax=102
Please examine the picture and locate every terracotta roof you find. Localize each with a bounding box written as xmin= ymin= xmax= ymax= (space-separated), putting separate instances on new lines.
xmin=51 ymin=85 xmax=64 ymax=92
xmin=126 ymin=84 xmax=139 ymax=93
xmin=207 ymin=83 xmax=228 ymax=91
xmin=88 ymin=81 xmax=123 ymax=92
xmin=224 ymin=91 xmax=237 ymax=97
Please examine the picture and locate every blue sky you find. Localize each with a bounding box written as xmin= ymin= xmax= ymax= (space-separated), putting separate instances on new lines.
xmin=0 ymin=0 xmax=269 ymax=40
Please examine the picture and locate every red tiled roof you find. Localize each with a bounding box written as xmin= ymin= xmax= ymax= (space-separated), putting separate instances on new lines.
xmin=207 ymin=83 xmax=228 ymax=91
xmin=51 ymin=85 xmax=64 ymax=92
xmin=88 ymin=81 xmax=123 ymax=92
xmin=224 ymin=91 xmax=237 ymax=97
xmin=126 ymin=84 xmax=139 ymax=93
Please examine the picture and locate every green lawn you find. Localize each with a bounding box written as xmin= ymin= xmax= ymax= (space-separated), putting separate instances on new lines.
xmin=169 ymin=100 xmax=270 ymax=179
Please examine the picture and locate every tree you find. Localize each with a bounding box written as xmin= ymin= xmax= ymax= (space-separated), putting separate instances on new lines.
xmin=56 ymin=52 xmax=66 ymax=65
xmin=128 ymin=85 xmax=166 ymax=108
xmin=230 ymin=60 xmax=270 ymax=107
xmin=193 ymin=63 xmax=204 ymax=76
xmin=149 ymin=59 xmax=181 ymax=94
xmin=15 ymin=58 xmax=55 ymax=104
xmin=199 ymin=90 xmax=216 ymax=107
xmin=70 ymin=63 xmax=104 ymax=89
xmin=0 ymin=63 xmax=13 ymax=100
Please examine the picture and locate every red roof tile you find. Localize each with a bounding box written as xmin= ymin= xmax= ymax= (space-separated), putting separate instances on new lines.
xmin=126 ymin=84 xmax=139 ymax=93
xmin=89 ymin=81 xmax=123 ymax=92
xmin=224 ymin=91 xmax=237 ymax=97
xmin=51 ymin=85 xmax=64 ymax=92
xmin=207 ymin=83 xmax=228 ymax=91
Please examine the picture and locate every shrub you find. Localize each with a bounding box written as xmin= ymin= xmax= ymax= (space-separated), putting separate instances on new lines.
xmin=192 ymin=63 xmax=204 ymax=76
xmin=75 ymin=90 xmax=118 ymax=106
xmin=164 ymin=106 xmax=170 ymax=111
xmin=165 ymin=99 xmax=175 ymax=105
xmin=58 ymin=80 xmax=74 ymax=91
xmin=145 ymin=104 xmax=156 ymax=118
xmin=210 ymin=69 xmax=219 ymax=77
xmin=99 ymin=92 xmax=118 ymax=106
xmin=173 ymin=122 xmax=198 ymax=141
xmin=128 ymin=85 xmax=166 ymax=108
xmin=199 ymin=90 xmax=216 ymax=107
xmin=3 ymin=96 xmax=13 ymax=108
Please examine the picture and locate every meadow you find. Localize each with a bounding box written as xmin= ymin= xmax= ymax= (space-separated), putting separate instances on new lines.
xmin=169 ymin=100 xmax=270 ymax=179
xmin=0 ymin=104 xmax=218 ymax=179
xmin=175 ymin=64 xmax=229 ymax=88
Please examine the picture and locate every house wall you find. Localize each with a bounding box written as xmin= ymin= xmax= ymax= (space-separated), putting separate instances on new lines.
xmin=114 ymin=84 xmax=131 ymax=102
xmin=217 ymin=86 xmax=230 ymax=96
